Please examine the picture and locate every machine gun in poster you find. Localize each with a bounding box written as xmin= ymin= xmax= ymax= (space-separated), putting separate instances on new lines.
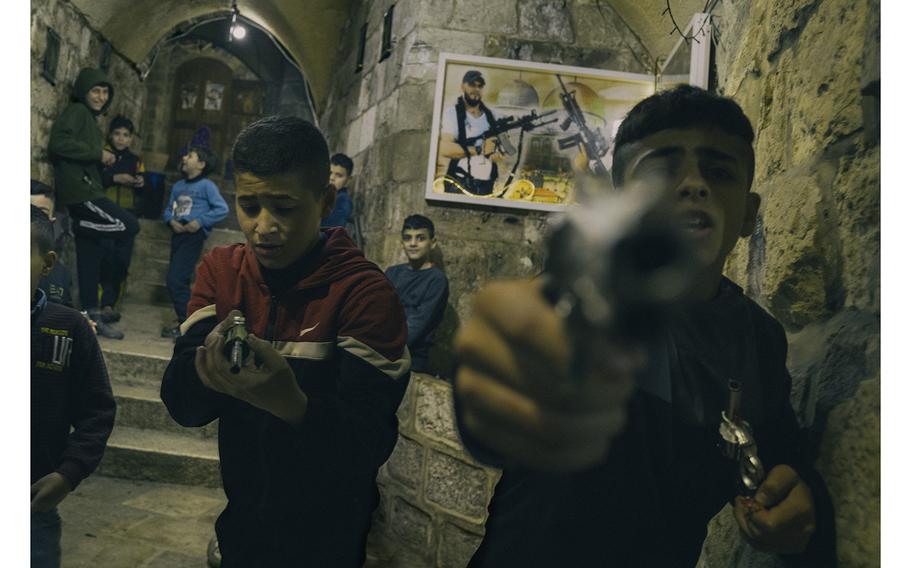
xmin=461 ymin=109 xmax=558 ymax=157
xmin=555 ymin=74 xmax=611 ymax=177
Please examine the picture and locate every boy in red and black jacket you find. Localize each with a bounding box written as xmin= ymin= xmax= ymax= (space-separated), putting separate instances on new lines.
xmin=31 ymin=205 xmax=116 ymax=567
xmin=160 ymin=116 xmax=410 ymax=567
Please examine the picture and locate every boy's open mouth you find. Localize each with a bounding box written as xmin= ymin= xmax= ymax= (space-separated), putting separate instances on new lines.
xmin=678 ymin=210 xmax=714 ymax=235
xmin=255 ymin=243 xmax=284 ymax=257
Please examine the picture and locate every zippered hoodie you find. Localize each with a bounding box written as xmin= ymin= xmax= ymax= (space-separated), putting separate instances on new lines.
xmin=48 ymin=68 xmax=114 ymax=205
xmin=161 ymin=227 xmax=410 ymax=567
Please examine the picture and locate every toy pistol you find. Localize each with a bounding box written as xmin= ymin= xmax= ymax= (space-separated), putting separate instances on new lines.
xmin=223 ymin=315 xmax=250 ymax=374
xmin=718 ymin=380 xmax=766 ymax=494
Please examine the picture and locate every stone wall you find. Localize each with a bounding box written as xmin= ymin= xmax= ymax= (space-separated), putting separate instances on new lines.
xmin=368 ymin=374 xmax=500 ymax=567
xmin=31 ymin=0 xmax=147 ymax=186
xmin=319 ymin=0 xmax=653 ymax=376
xmin=698 ymin=1 xmax=880 ymax=566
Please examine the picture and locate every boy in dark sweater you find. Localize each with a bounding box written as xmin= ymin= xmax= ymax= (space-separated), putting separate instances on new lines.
xmin=385 ymin=214 xmax=449 ymax=373
xmin=101 ymin=115 xmax=146 ymax=213
xmin=48 ymin=68 xmax=139 ymax=338
xmin=160 ymin=116 xmax=410 ymax=567
xmin=320 ymin=153 xmax=354 ymax=229
xmin=453 ymin=86 xmax=835 ymax=566
xmin=31 ymin=205 xmax=116 ymax=568
xmin=160 ymin=145 xmax=229 ymax=338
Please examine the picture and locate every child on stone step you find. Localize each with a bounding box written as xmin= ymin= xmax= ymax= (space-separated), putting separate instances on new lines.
xmin=31 ymin=205 xmax=116 ymax=568
xmin=160 ymin=145 xmax=228 ymax=338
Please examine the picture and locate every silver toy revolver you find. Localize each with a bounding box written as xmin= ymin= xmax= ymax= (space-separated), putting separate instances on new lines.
xmin=223 ymin=315 xmax=250 ymax=374
xmin=719 ymin=380 xmax=766 ymax=494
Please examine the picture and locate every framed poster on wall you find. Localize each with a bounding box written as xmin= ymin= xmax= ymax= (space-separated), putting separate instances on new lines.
xmin=425 ymin=53 xmax=655 ymax=212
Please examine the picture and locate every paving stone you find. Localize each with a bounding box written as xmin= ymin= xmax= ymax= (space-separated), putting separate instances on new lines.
xmin=123 ymin=515 xmax=215 ymax=557
xmin=389 ymin=496 xmax=432 ymax=552
xmin=63 ymin=534 xmax=160 ymax=568
xmin=121 ymin=486 xmax=225 ymax=518
xmin=424 ymin=450 xmax=489 ymax=521
xmin=141 ymin=550 xmax=205 ymax=568
xmin=437 ymin=522 xmax=484 ymax=568
xmin=414 ymin=376 xmax=461 ymax=447
xmin=384 ymin=435 xmax=424 ymax=489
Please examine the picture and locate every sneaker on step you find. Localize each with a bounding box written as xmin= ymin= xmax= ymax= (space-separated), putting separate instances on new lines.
xmin=100 ymin=305 xmax=122 ymax=323
xmin=95 ymin=321 xmax=124 ymax=340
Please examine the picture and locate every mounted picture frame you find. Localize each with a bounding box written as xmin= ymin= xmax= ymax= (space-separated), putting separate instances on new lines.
xmin=425 ymin=53 xmax=656 ymax=212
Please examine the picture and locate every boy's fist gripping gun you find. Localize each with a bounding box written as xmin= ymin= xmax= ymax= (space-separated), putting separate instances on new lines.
xmin=455 ymin=186 xmax=696 ymax=473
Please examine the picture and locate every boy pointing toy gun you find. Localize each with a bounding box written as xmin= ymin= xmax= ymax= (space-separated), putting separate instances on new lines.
xmin=453 ymin=85 xmax=835 ymax=566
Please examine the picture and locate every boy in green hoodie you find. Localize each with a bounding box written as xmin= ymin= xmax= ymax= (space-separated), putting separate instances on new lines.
xmin=48 ymin=68 xmax=140 ymax=339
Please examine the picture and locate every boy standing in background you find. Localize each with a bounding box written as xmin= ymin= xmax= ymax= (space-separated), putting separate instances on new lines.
xmin=161 ymin=146 xmax=229 ymax=338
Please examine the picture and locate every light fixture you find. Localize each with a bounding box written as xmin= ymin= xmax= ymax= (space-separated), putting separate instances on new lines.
xmin=228 ymin=2 xmax=246 ymax=42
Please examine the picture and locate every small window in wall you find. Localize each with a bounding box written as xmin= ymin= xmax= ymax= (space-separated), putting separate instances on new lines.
xmin=379 ymin=4 xmax=394 ymax=62
xmin=99 ymin=41 xmax=112 ymax=73
xmin=42 ymin=28 xmax=61 ymax=85
xmin=356 ymin=23 xmax=367 ymax=73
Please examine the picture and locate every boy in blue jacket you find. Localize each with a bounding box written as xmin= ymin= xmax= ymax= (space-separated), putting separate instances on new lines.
xmin=162 ymin=146 xmax=228 ymax=337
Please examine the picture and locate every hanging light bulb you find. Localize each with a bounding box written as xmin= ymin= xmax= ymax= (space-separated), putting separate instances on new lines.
xmin=228 ymin=2 xmax=246 ymax=42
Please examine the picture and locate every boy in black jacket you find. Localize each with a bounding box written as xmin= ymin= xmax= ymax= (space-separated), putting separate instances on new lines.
xmin=102 ymin=115 xmax=146 ymax=214
xmin=31 ymin=205 xmax=116 ymax=568
xmin=454 ymin=86 xmax=835 ymax=566
xmin=161 ymin=116 xmax=410 ymax=567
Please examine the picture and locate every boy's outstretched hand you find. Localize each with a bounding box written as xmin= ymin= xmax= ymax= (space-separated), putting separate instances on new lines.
xmin=195 ymin=311 xmax=308 ymax=426
xmin=454 ymin=280 xmax=641 ymax=474
xmin=31 ymin=472 xmax=72 ymax=513
xmin=734 ymin=464 xmax=816 ymax=554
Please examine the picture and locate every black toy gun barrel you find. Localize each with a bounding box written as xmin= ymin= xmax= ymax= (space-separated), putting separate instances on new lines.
xmin=540 ymin=186 xmax=697 ymax=376
xmin=223 ymin=315 xmax=250 ymax=374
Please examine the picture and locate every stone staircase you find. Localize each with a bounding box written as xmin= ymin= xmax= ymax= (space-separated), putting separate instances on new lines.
xmin=94 ymin=218 xmax=245 ymax=488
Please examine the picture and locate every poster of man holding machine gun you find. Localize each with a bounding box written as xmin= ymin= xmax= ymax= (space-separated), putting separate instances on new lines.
xmin=427 ymin=54 xmax=654 ymax=212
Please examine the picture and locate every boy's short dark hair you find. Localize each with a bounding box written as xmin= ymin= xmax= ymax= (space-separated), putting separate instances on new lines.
xmin=402 ymin=214 xmax=435 ymax=238
xmin=330 ymin=153 xmax=354 ymax=176
xmin=232 ymin=116 xmax=330 ymax=193
xmin=31 ymin=205 xmax=55 ymax=254
xmin=611 ymin=85 xmax=756 ymax=188
xmin=109 ymin=115 xmax=135 ymax=134
xmin=31 ymin=179 xmax=55 ymax=199
xmin=188 ymin=145 xmax=218 ymax=176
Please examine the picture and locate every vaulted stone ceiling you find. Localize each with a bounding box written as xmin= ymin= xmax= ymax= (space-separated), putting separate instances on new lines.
xmin=69 ymin=0 xmax=708 ymax=112
xmin=69 ymin=0 xmax=353 ymax=112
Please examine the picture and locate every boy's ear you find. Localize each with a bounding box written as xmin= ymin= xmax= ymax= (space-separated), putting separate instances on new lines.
xmin=320 ymin=185 xmax=337 ymax=219
xmin=42 ymin=251 xmax=58 ymax=275
xmin=430 ymin=236 xmax=438 ymax=250
xmin=739 ymin=192 xmax=761 ymax=237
